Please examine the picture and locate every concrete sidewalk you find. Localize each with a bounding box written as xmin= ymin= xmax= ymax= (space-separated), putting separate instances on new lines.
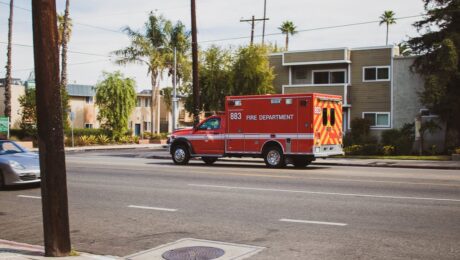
xmin=0 ymin=239 xmax=119 ymax=260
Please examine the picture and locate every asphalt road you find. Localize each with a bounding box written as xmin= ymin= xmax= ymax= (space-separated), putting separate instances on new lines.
xmin=1 ymin=149 xmax=460 ymax=259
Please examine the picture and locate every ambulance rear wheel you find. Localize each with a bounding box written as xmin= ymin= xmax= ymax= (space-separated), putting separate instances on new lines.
xmin=172 ymin=145 xmax=190 ymax=165
xmin=263 ymin=146 xmax=285 ymax=168
xmin=293 ymin=157 xmax=311 ymax=168
xmin=202 ymin=157 xmax=218 ymax=165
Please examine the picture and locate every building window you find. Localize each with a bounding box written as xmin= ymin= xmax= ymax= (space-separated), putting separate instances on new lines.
xmin=137 ymin=98 xmax=142 ymax=107
xmin=85 ymin=96 xmax=93 ymax=104
xmin=85 ymin=123 xmax=93 ymax=129
xmin=144 ymin=98 xmax=151 ymax=107
xmin=313 ymin=70 xmax=346 ymax=84
xmin=363 ymin=112 xmax=390 ymax=128
xmin=143 ymin=121 xmax=151 ymax=131
xmin=363 ymin=66 xmax=390 ymax=81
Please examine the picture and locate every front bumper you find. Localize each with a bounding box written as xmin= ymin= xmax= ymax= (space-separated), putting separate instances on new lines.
xmin=4 ymin=169 xmax=41 ymax=186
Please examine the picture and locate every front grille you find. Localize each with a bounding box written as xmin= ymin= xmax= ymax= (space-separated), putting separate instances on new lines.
xmin=20 ymin=174 xmax=37 ymax=181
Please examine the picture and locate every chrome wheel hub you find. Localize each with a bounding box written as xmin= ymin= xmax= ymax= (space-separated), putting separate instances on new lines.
xmin=267 ymin=150 xmax=281 ymax=165
xmin=174 ymin=148 xmax=186 ymax=162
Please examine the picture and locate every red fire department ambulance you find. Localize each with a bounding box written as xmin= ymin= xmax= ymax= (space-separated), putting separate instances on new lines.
xmin=168 ymin=93 xmax=343 ymax=168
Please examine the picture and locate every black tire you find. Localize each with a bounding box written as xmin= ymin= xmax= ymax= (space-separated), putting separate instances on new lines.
xmin=172 ymin=145 xmax=190 ymax=165
xmin=263 ymin=146 xmax=285 ymax=168
xmin=202 ymin=157 xmax=218 ymax=165
xmin=0 ymin=171 xmax=4 ymax=189
xmin=292 ymin=157 xmax=311 ymax=168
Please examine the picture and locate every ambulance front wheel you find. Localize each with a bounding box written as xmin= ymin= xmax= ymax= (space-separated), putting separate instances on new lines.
xmin=263 ymin=146 xmax=286 ymax=168
xmin=202 ymin=157 xmax=218 ymax=165
xmin=172 ymin=145 xmax=190 ymax=165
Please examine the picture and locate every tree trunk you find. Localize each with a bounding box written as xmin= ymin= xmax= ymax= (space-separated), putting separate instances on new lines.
xmin=386 ymin=23 xmax=389 ymax=46
xmin=4 ymin=0 xmax=14 ymax=120
xmin=60 ymin=0 xmax=70 ymax=89
xmin=31 ymin=0 xmax=71 ymax=256
xmin=150 ymin=72 xmax=157 ymax=135
xmin=285 ymin=34 xmax=289 ymax=51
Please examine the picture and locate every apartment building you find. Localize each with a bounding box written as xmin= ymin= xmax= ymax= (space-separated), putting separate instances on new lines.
xmin=269 ymin=45 xmax=425 ymax=135
xmin=0 ymin=78 xmax=25 ymax=128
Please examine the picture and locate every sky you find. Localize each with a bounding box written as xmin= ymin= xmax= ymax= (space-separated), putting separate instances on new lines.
xmin=0 ymin=0 xmax=427 ymax=91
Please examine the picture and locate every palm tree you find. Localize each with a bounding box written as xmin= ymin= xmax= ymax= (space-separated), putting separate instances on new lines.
xmin=397 ymin=42 xmax=412 ymax=56
xmin=4 ymin=0 xmax=14 ymax=121
xmin=278 ymin=21 xmax=297 ymax=51
xmin=379 ymin=10 xmax=396 ymax=46
xmin=58 ymin=0 xmax=72 ymax=89
xmin=58 ymin=0 xmax=72 ymax=128
xmin=114 ymin=13 xmax=171 ymax=134
xmin=167 ymin=21 xmax=191 ymax=88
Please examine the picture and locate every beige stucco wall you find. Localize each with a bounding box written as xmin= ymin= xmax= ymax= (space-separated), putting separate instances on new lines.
xmin=0 ymin=84 xmax=25 ymax=128
xmin=284 ymin=49 xmax=347 ymax=64
xmin=349 ymin=48 xmax=393 ymax=120
xmin=69 ymin=97 xmax=99 ymax=128
xmin=269 ymin=54 xmax=289 ymax=93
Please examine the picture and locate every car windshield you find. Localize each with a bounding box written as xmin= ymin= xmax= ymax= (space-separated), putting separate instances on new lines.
xmin=0 ymin=141 xmax=26 ymax=155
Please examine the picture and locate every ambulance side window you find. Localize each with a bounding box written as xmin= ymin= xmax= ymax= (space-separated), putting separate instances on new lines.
xmin=330 ymin=108 xmax=336 ymax=126
xmin=198 ymin=118 xmax=221 ymax=130
xmin=322 ymin=108 xmax=328 ymax=126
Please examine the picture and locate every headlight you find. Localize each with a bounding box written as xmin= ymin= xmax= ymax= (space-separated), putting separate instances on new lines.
xmin=9 ymin=160 xmax=25 ymax=170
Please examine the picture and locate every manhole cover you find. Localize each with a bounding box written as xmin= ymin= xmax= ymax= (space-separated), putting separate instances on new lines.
xmin=162 ymin=246 xmax=225 ymax=260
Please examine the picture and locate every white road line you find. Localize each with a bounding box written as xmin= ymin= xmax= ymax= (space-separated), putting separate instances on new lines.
xmin=128 ymin=205 xmax=178 ymax=212
xmin=188 ymin=184 xmax=460 ymax=202
xmin=280 ymin=218 xmax=347 ymax=226
xmin=17 ymin=195 xmax=41 ymax=199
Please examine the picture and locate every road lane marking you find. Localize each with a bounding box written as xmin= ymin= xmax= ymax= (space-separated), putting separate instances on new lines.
xmin=17 ymin=195 xmax=41 ymax=199
xmin=188 ymin=184 xmax=460 ymax=202
xmin=280 ymin=218 xmax=347 ymax=226
xmin=128 ymin=205 xmax=178 ymax=212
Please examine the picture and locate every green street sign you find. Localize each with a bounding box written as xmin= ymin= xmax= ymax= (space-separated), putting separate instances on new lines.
xmin=0 ymin=117 xmax=9 ymax=133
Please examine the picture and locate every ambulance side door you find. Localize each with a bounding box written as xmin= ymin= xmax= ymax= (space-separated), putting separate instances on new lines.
xmin=192 ymin=117 xmax=225 ymax=155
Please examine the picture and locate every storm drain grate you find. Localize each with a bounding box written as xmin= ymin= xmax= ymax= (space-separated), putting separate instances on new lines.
xmin=162 ymin=246 xmax=225 ymax=260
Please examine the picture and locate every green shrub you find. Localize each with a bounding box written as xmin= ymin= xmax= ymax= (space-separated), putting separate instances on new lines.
xmin=77 ymin=136 xmax=91 ymax=146
xmin=117 ymin=135 xmax=132 ymax=144
xmin=383 ymin=145 xmax=396 ymax=156
xmin=143 ymin=132 xmax=152 ymax=139
xmin=344 ymin=145 xmax=363 ymax=155
xmin=350 ymin=118 xmax=371 ymax=144
xmin=87 ymin=135 xmax=98 ymax=145
xmin=97 ymin=134 xmax=110 ymax=145
xmin=361 ymin=143 xmax=382 ymax=155
xmin=10 ymin=128 xmax=37 ymax=140
xmin=65 ymin=128 xmax=107 ymax=138
xmin=381 ymin=123 xmax=414 ymax=155
xmin=133 ymin=136 xmax=140 ymax=144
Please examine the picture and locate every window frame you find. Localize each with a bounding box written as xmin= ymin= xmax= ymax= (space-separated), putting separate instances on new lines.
xmin=312 ymin=69 xmax=347 ymax=85
xmin=84 ymin=123 xmax=93 ymax=129
xmin=362 ymin=66 xmax=391 ymax=82
xmin=362 ymin=112 xmax=391 ymax=128
xmin=85 ymin=96 xmax=94 ymax=104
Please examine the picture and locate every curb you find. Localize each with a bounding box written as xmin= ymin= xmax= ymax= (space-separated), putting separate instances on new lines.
xmin=148 ymin=155 xmax=460 ymax=170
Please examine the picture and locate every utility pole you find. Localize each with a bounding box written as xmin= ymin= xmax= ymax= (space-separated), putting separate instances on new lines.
xmin=262 ymin=0 xmax=267 ymax=44
xmin=172 ymin=46 xmax=177 ymax=131
xmin=191 ymin=0 xmax=200 ymax=127
xmin=31 ymin=0 xmax=71 ymax=257
xmin=240 ymin=15 xmax=268 ymax=46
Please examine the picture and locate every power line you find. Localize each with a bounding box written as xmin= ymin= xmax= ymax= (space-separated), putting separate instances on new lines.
xmin=200 ymin=14 xmax=425 ymax=43
xmin=0 ymin=41 xmax=112 ymax=58
xmin=0 ymin=1 xmax=124 ymax=34
xmin=0 ymin=59 xmax=111 ymax=73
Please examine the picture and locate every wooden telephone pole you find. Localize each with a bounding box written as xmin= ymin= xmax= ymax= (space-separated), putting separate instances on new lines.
xmin=31 ymin=0 xmax=71 ymax=256
xmin=240 ymin=15 xmax=269 ymax=46
xmin=191 ymin=0 xmax=200 ymax=127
